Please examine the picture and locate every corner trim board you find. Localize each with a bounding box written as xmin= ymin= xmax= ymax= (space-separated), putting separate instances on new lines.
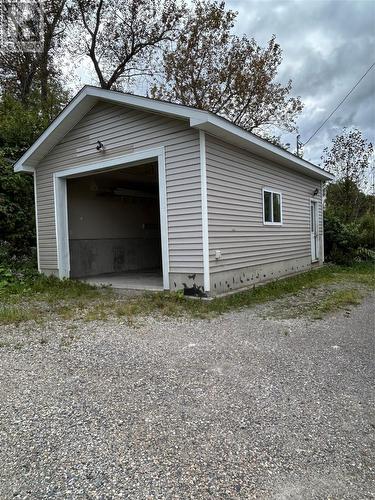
xmin=53 ymin=147 xmax=170 ymax=289
xmin=33 ymin=172 xmax=41 ymax=272
xmin=321 ymin=180 xmax=325 ymax=263
xmin=199 ymin=130 xmax=210 ymax=292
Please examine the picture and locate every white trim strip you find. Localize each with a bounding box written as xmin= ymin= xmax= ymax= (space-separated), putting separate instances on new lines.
xmin=310 ymin=197 xmax=320 ymax=262
xmin=200 ymin=130 xmax=210 ymax=293
xmin=53 ymin=148 xmax=170 ymax=288
xmin=53 ymin=175 xmax=70 ymax=278
xmin=157 ymin=148 xmax=170 ymax=290
xmin=191 ymin=116 xmax=334 ymax=181
xmin=33 ymin=172 xmax=41 ymax=272
xmin=54 ymin=148 xmax=163 ymax=178
xmin=321 ymin=180 xmax=325 ymax=263
xmin=14 ymin=87 xmax=90 ymax=172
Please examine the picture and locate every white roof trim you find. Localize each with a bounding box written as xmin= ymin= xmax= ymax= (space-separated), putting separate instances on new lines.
xmin=14 ymin=85 xmax=334 ymax=181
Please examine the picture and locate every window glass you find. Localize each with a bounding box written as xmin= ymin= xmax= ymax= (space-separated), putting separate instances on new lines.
xmin=264 ymin=191 xmax=272 ymax=222
xmin=273 ymin=193 xmax=281 ymax=223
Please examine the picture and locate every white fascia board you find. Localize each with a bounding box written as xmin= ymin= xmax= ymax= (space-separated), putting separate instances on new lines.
xmin=17 ymin=164 xmax=35 ymax=173
xmin=13 ymin=86 xmax=203 ymax=173
xmin=86 ymin=86 xmax=204 ymax=123
xmin=190 ymin=115 xmax=334 ymax=182
xmin=13 ymin=87 xmax=97 ymax=172
xmin=14 ymin=84 xmax=333 ymax=183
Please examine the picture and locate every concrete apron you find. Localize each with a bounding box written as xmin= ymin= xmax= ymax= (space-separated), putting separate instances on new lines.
xmin=80 ymin=270 xmax=163 ymax=291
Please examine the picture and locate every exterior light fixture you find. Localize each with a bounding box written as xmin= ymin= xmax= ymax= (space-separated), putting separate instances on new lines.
xmin=96 ymin=140 xmax=104 ymax=151
xmin=313 ymin=188 xmax=319 ymax=196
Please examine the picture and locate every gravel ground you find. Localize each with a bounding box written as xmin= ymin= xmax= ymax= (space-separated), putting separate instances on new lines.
xmin=0 ymin=294 xmax=374 ymax=499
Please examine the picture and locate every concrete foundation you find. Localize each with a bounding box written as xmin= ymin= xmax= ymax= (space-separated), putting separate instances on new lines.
xmin=209 ymin=256 xmax=317 ymax=295
xmin=169 ymin=272 xmax=205 ymax=293
xmin=42 ymin=259 xmax=321 ymax=296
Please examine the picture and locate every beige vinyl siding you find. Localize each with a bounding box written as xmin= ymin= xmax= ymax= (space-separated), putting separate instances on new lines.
xmin=35 ymin=102 xmax=202 ymax=274
xmin=206 ymin=134 xmax=322 ymax=272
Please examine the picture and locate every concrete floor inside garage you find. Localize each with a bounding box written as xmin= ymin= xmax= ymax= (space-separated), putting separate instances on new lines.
xmin=67 ymin=162 xmax=163 ymax=291
xmin=81 ymin=269 xmax=163 ymax=291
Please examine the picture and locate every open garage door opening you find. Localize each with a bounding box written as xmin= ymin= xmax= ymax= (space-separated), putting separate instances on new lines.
xmin=67 ymin=162 xmax=163 ymax=290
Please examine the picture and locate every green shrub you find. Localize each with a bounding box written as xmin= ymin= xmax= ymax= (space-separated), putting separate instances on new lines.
xmin=0 ymin=241 xmax=38 ymax=289
xmin=0 ymin=155 xmax=36 ymax=256
xmin=324 ymin=214 xmax=358 ymax=264
xmin=324 ymin=212 xmax=375 ymax=264
xmin=358 ymin=212 xmax=375 ymax=249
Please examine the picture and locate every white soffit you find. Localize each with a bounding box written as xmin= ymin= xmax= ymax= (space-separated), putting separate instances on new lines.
xmin=14 ymin=85 xmax=334 ymax=181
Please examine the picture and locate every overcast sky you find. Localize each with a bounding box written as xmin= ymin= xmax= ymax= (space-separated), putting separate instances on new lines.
xmin=229 ymin=0 xmax=375 ymax=164
xmin=71 ymin=0 xmax=375 ymax=166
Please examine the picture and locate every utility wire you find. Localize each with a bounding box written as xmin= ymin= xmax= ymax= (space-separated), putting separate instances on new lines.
xmin=303 ymin=61 xmax=375 ymax=146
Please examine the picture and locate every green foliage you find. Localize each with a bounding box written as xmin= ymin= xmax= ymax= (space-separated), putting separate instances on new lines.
xmin=0 ymin=241 xmax=38 ymax=289
xmin=1 ymin=267 xmax=102 ymax=303
xmin=323 ymin=129 xmax=375 ymax=265
xmin=0 ymin=93 xmax=46 ymax=257
xmin=310 ymin=288 xmax=363 ymax=320
xmin=0 ymin=93 xmax=49 ymax=158
xmin=326 ymin=180 xmax=361 ymax=223
xmin=358 ymin=212 xmax=375 ymax=249
xmin=0 ymin=157 xmax=36 ymax=256
xmin=0 ymin=88 xmax=69 ymax=258
xmin=324 ymin=212 xmax=375 ymax=265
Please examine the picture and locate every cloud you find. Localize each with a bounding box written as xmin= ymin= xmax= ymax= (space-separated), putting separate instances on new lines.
xmin=229 ymin=0 xmax=375 ymax=163
xmin=70 ymin=0 xmax=374 ymax=166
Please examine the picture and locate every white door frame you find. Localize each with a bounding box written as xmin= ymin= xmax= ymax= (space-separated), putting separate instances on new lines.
xmin=310 ymin=198 xmax=319 ymax=262
xmin=53 ymin=147 xmax=170 ymax=289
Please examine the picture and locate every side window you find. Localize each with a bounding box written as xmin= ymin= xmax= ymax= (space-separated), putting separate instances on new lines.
xmin=263 ymin=189 xmax=282 ymax=224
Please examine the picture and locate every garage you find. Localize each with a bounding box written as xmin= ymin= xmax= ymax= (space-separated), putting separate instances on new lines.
xmin=65 ymin=161 xmax=163 ymax=290
xmin=14 ymin=87 xmax=332 ymax=295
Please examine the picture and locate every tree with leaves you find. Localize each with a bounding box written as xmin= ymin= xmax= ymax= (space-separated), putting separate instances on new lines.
xmin=74 ymin=0 xmax=185 ymax=90
xmin=322 ymin=128 xmax=374 ymax=261
xmin=322 ymin=128 xmax=373 ymax=223
xmin=151 ymin=0 xmax=303 ymax=136
xmin=322 ymin=127 xmax=373 ymax=188
xmin=0 ymin=0 xmax=69 ymax=117
xmin=0 ymin=84 xmax=69 ymax=257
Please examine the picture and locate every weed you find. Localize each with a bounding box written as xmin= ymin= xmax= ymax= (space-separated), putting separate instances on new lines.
xmin=84 ymin=303 xmax=109 ymax=321
xmin=311 ymin=288 xmax=363 ymax=319
xmin=0 ymin=263 xmax=373 ymax=324
xmin=57 ymin=305 xmax=77 ymax=320
xmin=0 ymin=305 xmax=39 ymax=324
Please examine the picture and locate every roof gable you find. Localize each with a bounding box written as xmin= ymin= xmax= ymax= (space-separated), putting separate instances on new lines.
xmin=13 ymin=85 xmax=333 ymax=181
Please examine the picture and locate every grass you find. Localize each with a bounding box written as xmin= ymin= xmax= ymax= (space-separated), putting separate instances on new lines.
xmin=78 ymin=262 xmax=374 ymax=322
xmin=311 ymin=288 xmax=363 ymax=319
xmin=1 ymin=274 xmax=105 ymax=304
xmin=0 ymin=304 xmax=41 ymax=324
xmin=0 ymin=262 xmax=373 ymax=325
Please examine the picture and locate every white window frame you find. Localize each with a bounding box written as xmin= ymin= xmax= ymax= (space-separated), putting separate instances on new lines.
xmin=262 ymin=188 xmax=283 ymax=225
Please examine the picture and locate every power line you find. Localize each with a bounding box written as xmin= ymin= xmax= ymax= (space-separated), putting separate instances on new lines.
xmin=303 ymin=61 xmax=375 ymax=146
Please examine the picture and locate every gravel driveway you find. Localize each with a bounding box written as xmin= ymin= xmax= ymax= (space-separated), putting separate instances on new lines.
xmin=0 ymin=294 xmax=374 ymax=499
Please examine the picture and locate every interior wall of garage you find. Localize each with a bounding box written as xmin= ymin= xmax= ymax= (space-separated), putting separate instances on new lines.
xmin=67 ymin=173 xmax=162 ymax=277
